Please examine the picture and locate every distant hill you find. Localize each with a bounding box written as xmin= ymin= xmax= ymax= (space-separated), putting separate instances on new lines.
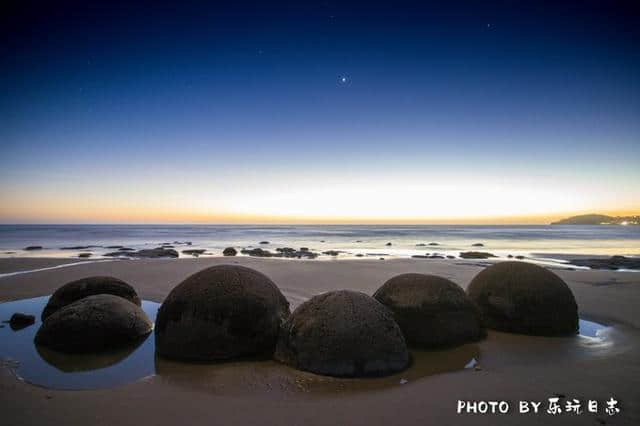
xmin=551 ymin=214 xmax=639 ymax=225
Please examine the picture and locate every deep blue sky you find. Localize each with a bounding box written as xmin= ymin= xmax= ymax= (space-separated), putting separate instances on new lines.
xmin=1 ymin=1 xmax=639 ymax=223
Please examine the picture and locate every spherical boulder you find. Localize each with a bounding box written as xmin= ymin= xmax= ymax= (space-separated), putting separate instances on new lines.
xmin=41 ymin=276 xmax=141 ymax=321
xmin=35 ymin=294 xmax=153 ymax=353
xmin=467 ymin=261 xmax=578 ymax=336
xmin=223 ymin=247 xmax=237 ymax=256
xmin=275 ymin=290 xmax=409 ymax=377
xmin=41 ymin=277 xmax=140 ymax=321
xmin=373 ymin=273 xmax=485 ymax=347
xmin=155 ymin=265 xmax=290 ymax=361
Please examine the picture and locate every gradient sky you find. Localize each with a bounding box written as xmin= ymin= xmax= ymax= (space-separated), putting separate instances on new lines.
xmin=1 ymin=1 xmax=639 ymax=224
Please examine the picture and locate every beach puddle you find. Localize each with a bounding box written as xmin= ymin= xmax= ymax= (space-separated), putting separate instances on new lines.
xmin=0 ymin=295 xmax=614 ymax=393
xmin=578 ymin=319 xmax=607 ymax=338
xmin=0 ymin=296 xmax=159 ymax=390
xmin=153 ymin=343 xmax=481 ymax=395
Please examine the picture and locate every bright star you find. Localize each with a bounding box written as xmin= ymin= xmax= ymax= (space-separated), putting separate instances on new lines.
xmin=339 ymin=76 xmax=348 ymax=84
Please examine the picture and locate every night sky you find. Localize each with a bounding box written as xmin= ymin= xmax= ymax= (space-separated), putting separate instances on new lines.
xmin=1 ymin=1 xmax=639 ymax=223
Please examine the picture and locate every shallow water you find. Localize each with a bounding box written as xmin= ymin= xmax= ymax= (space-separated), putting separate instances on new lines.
xmin=0 ymin=296 xmax=159 ymax=390
xmin=0 ymin=296 xmax=610 ymax=391
xmin=579 ymin=319 xmax=608 ymax=338
xmin=1 ymin=224 xmax=638 ymax=262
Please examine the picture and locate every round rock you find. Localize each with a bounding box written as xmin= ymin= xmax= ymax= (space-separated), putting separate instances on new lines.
xmin=155 ymin=265 xmax=290 ymax=361
xmin=373 ymin=273 xmax=485 ymax=347
xmin=35 ymin=294 xmax=153 ymax=353
xmin=42 ymin=276 xmax=141 ymax=320
xmin=275 ymin=290 xmax=409 ymax=377
xmin=467 ymin=261 xmax=578 ymax=336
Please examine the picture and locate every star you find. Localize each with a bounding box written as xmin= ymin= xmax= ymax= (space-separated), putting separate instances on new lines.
xmin=339 ymin=76 xmax=348 ymax=84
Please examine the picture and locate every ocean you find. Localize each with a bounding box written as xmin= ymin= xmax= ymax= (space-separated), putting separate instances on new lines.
xmin=0 ymin=224 xmax=638 ymax=262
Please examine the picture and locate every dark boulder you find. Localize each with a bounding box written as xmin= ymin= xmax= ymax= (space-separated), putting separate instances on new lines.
xmin=428 ymin=242 xmax=440 ymax=246
xmin=35 ymin=295 xmax=152 ymax=353
xmin=566 ymin=255 xmax=640 ymax=271
xmin=472 ymin=243 xmax=484 ymax=247
xmin=322 ymin=250 xmax=340 ymax=256
xmin=223 ymin=247 xmax=238 ymax=256
xmin=182 ymin=249 xmax=206 ymax=255
xmin=275 ymin=290 xmax=409 ymax=377
xmin=241 ymin=247 xmax=273 ymax=257
xmin=385 ymin=242 xmax=393 ymax=246
xmin=130 ymin=248 xmax=179 ymax=258
xmin=155 ymin=265 xmax=290 ymax=361
xmin=42 ymin=276 xmax=141 ymax=320
xmin=78 ymin=253 xmax=92 ymax=258
xmin=467 ymin=261 xmax=578 ymax=336
xmin=459 ymin=251 xmax=496 ymax=259
xmin=9 ymin=313 xmax=36 ymax=330
xmin=24 ymin=246 xmax=43 ymax=251
xmin=259 ymin=241 xmax=270 ymax=245
xmin=373 ymin=273 xmax=485 ymax=348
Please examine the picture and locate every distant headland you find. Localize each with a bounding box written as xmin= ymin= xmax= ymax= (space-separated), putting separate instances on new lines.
xmin=551 ymin=214 xmax=640 ymax=225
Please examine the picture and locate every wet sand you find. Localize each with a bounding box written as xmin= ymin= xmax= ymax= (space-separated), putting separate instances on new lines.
xmin=1 ymin=257 xmax=639 ymax=425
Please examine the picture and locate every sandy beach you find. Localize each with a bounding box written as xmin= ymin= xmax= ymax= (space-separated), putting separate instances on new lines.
xmin=1 ymin=256 xmax=638 ymax=425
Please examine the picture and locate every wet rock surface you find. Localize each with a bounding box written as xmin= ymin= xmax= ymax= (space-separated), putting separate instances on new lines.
xmin=223 ymin=247 xmax=237 ymax=256
xmin=8 ymin=313 xmax=36 ymax=330
xmin=459 ymin=251 xmax=496 ymax=259
xmin=566 ymin=255 xmax=640 ymax=270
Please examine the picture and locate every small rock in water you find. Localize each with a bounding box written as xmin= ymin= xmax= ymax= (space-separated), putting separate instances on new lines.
xmin=223 ymin=247 xmax=238 ymax=256
xmin=78 ymin=253 xmax=92 ymax=258
xmin=507 ymin=254 xmax=513 ymax=258
xmin=106 ymin=245 xmax=123 ymax=249
xmin=428 ymin=242 xmax=439 ymax=246
xmin=471 ymin=243 xmax=484 ymax=247
xmin=446 ymin=255 xmax=455 ymax=259
xmin=9 ymin=313 xmax=36 ymax=330
xmin=259 ymin=241 xmax=270 ymax=245
xmin=515 ymin=255 xmax=525 ymax=259
xmin=322 ymin=250 xmax=340 ymax=256
xmin=459 ymin=251 xmax=496 ymax=259
xmin=566 ymin=255 xmax=640 ymax=271
xmin=385 ymin=242 xmax=392 ymax=246
xmin=415 ymin=243 xmax=426 ymax=247
xmin=355 ymin=253 xmax=364 ymax=257
xmin=182 ymin=249 xmax=206 ymax=255
xmin=24 ymin=246 xmax=43 ymax=251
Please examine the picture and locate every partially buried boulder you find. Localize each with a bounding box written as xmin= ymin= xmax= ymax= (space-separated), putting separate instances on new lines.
xmin=35 ymin=294 xmax=153 ymax=353
xmin=155 ymin=265 xmax=290 ymax=361
xmin=275 ymin=290 xmax=409 ymax=377
xmin=373 ymin=273 xmax=485 ymax=348
xmin=41 ymin=276 xmax=141 ymax=321
xmin=467 ymin=261 xmax=578 ymax=336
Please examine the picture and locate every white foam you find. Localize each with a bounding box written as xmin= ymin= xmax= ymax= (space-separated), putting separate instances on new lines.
xmin=0 ymin=260 xmax=118 ymax=279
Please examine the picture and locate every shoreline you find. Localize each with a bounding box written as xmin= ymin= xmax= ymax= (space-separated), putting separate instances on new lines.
xmin=1 ymin=256 xmax=639 ymax=425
